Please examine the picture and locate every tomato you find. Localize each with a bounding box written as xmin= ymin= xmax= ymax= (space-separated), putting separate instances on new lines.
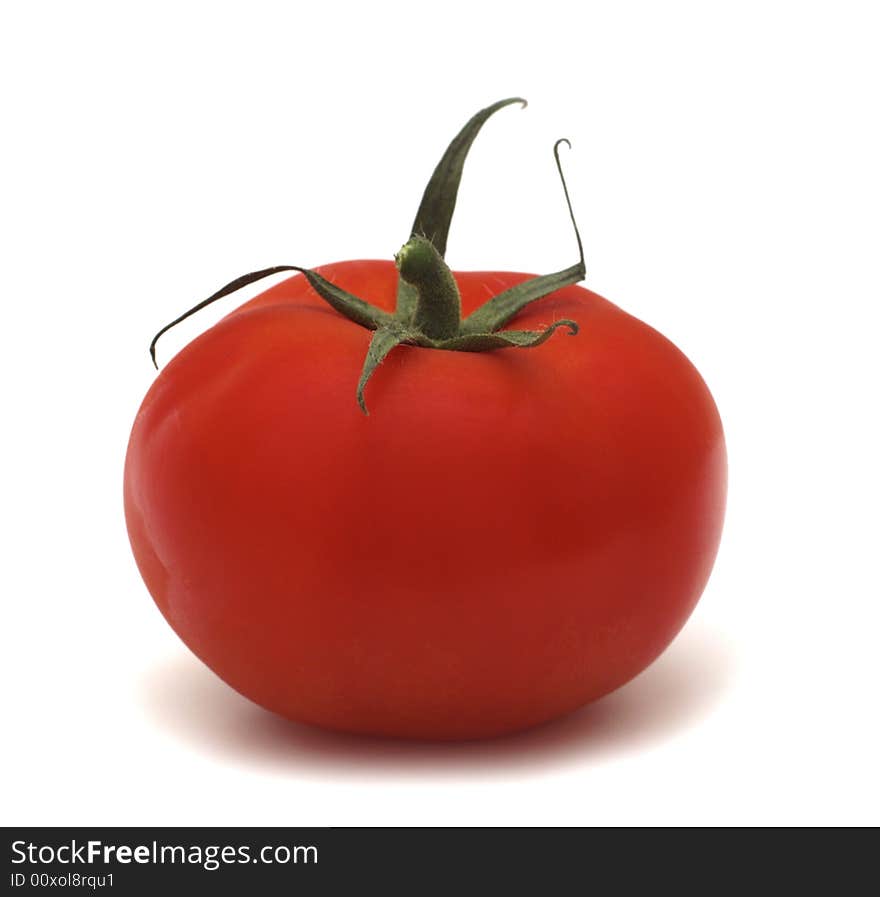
xmin=124 ymin=100 xmax=726 ymax=740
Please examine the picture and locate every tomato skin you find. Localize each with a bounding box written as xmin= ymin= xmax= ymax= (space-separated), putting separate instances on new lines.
xmin=124 ymin=260 xmax=726 ymax=740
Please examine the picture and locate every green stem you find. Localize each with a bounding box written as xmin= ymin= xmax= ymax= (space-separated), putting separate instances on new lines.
xmin=395 ymin=235 xmax=461 ymax=341
xmin=146 ymin=99 xmax=589 ymax=417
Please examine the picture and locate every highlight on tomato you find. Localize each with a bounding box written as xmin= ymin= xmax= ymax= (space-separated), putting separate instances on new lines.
xmin=125 ymin=98 xmax=726 ymax=740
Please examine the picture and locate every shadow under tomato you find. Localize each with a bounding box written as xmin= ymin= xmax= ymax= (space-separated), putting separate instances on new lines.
xmin=138 ymin=623 xmax=736 ymax=777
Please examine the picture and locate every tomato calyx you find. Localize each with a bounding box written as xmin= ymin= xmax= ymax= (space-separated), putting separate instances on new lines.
xmin=148 ymin=98 xmax=587 ymax=414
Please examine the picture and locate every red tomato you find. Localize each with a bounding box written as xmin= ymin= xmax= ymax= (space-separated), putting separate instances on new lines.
xmin=124 ymin=258 xmax=726 ymax=739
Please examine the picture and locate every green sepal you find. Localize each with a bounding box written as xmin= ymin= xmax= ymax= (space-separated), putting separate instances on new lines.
xmin=409 ymin=97 xmax=527 ymax=258
xmin=459 ymin=263 xmax=585 ymax=335
xmin=299 ymin=269 xmax=393 ymax=332
xmin=435 ymin=319 xmax=578 ymax=352
xmin=149 ymin=264 xmax=392 ymax=367
xmin=356 ymin=324 xmax=411 ymax=415
xmin=396 ymin=96 xmax=527 ymax=323
xmin=149 ymin=265 xmax=302 ymax=367
xmin=460 ymin=139 xmax=585 ymax=334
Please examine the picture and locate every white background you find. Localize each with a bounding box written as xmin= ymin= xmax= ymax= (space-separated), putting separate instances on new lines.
xmin=2 ymin=1 xmax=878 ymax=826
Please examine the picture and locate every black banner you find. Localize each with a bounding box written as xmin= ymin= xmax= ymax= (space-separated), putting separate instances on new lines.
xmin=3 ymin=826 xmax=859 ymax=893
